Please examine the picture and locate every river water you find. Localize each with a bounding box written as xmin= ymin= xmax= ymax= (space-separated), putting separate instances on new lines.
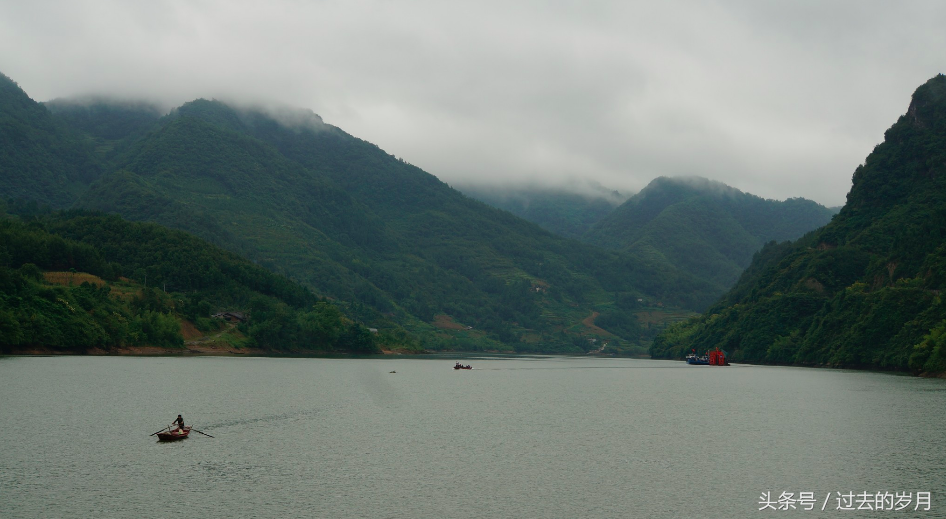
xmin=1 ymin=355 xmax=944 ymax=518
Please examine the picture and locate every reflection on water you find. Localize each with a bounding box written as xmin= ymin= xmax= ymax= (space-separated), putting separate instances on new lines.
xmin=1 ymin=355 xmax=944 ymax=518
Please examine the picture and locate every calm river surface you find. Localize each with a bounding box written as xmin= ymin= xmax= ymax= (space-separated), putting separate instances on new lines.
xmin=1 ymin=355 xmax=944 ymax=518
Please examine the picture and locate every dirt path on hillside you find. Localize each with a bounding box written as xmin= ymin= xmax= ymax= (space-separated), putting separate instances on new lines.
xmin=581 ymin=311 xmax=612 ymax=336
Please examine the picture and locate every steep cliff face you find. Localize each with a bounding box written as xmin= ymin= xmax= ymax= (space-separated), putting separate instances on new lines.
xmin=652 ymin=74 xmax=946 ymax=375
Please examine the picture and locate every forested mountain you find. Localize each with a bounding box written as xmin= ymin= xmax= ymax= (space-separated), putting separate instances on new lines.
xmin=44 ymin=97 xmax=164 ymax=159
xmin=0 ymin=71 xmax=723 ymax=353
xmin=652 ymin=74 xmax=946 ymax=375
xmin=585 ymin=177 xmax=837 ymax=296
xmin=458 ymin=183 xmax=626 ymax=239
xmin=91 ymin=99 xmax=701 ymax=352
xmin=0 ymin=73 xmax=101 ymax=206
xmin=0 ymin=209 xmax=381 ymax=354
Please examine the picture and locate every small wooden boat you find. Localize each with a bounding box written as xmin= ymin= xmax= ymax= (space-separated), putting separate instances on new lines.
xmin=156 ymin=426 xmax=191 ymax=441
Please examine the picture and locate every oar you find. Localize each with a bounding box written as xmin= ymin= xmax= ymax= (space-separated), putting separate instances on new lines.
xmin=191 ymin=428 xmax=214 ymax=438
xmin=150 ymin=424 xmax=172 ymax=436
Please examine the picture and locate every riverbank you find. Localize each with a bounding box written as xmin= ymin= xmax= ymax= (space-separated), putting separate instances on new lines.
xmin=5 ymin=342 xmax=267 ymax=356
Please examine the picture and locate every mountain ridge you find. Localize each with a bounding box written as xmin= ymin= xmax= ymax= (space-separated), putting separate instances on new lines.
xmin=585 ymin=175 xmax=838 ymax=294
xmin=459 ymin=184 xmax=625 ymax=240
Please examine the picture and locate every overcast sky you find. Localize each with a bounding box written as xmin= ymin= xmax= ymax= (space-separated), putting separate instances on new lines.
xmin=1 ymin=1 xmax=944 ymax=206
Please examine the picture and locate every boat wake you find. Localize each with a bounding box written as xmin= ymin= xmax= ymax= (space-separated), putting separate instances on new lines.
xmin=203 ymin=408 xmax=322 ymax=430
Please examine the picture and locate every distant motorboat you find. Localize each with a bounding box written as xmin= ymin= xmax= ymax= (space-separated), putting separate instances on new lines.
xmin=453 ymin=363 xmax=472 ymax=370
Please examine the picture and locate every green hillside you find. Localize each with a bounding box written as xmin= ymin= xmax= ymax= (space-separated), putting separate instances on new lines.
xmin=652 ymin=74 xmax=946 ymax=375
xmin=458 ymin=184 xmax=626 ymax=239
xmin=44 ymin=97 xmax=164 ymax=161
xmin=585 ymin=176 xmax=837 ymax=298
xmin=0 ymin=209 xmax=382 ymax=354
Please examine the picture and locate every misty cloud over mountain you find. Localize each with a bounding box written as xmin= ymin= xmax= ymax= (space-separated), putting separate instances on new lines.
xmin=2 ymin=1 xmax=945 ymax=206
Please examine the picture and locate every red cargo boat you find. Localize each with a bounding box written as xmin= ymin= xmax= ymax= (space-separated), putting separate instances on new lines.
xmin=685 ymin=348 xmax=730 ymax=366
xmin=708 ymin=348 xmax=729 ymax=366
xmin=156 ymin=426 xmax=191 ymax=441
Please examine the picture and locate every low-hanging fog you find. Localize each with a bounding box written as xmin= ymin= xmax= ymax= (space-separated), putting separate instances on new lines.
xmin=1 ymin=0 xmax=944 ymax=206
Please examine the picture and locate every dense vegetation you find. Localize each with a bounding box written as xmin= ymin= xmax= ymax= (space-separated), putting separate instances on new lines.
xmin=652 ymin=75 xmax=946 ymax=375
xmin=0 ymin=73 xmax=101 ymax=206
xmin=0 ymin=209 xmax=383 ymax=354
xmin=585 ymin=176 xmax=837 ymax=300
